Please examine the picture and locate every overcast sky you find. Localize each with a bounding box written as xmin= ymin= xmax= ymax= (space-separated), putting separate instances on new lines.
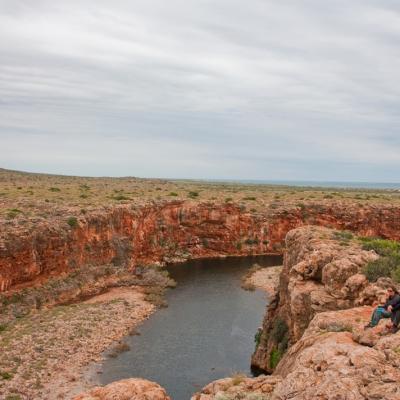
xmin=1 ymin=0 xmax=399 ymax=182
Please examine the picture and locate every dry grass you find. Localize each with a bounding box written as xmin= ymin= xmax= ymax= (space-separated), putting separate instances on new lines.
xmin=1 ymin=168 xmax=399 ymax=225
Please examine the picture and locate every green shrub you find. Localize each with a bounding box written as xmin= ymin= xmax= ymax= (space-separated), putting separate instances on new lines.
xmin=188 ymin=191 xmax=199 ymax=199
xmin=392 ymin=267 xmax=400 ymax=283
xmin=243 ymin=196 xmax=256 ymax=201
xmin=67 ymin=217 xmax=79 ymax=228
xmin=268 ymin=318 xmax=289 ymax=368
xmin=360 ymin=237 xmax=400 ymax=283
xmin=360 ymin=238 xmax=400 ymax=256
xmin=113 ymin=194 xmax=131 ymax=201
xmin=333 ymin=231 xmax=353 ymax=241
xmin=6 ymin=208 xmax=22 ymax=219
xmin=1 ymin=371 xmax=13 ymax=380
xmin=244 ymin=238 xmax=259 ymax=246
xmin=49 ymin=187 xmax=60 ymax=192
xmin=271 ymin=318 xmax=288 ymax=343
xmin=169 ymin=192 xmax=178 ymax=196
xmin=363 ymin=256 xmax=400 ymax=283
xmin=269 ymin=348 xmax=282 ymax=369
xmin=5 ymin=395 xmax=22 ymax=400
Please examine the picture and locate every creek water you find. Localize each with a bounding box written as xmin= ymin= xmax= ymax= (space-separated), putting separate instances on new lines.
xmin=99 ymin=255 xmax=282 ymax=400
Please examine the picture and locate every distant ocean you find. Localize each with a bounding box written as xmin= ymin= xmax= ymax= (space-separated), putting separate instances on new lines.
xmin=200 ymin=179 xmax=400 ymax=190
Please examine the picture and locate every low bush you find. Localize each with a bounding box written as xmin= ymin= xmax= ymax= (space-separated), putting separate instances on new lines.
xmin=319 ymin=321 xmax=353 ymax=333
xmin=67 ymin=216 xmax=78 ymax=228
xmin=7 ymin=208 xmax=22 ymax=219
xmin=270 ymin=318 xmax=288 ymax=343
xmin=360 ymin=238 xmax=400 ymax=256
xmin=269 ymin=348 xmax=283 ymax=369
xmin=254 ymin=328 xmax=262 ymax=347
xmin=0 ymin=371 xmax=13 ymax=380
xmin=230 ymin=373 xmax=246 ymax=386
xmin=244 ymin=238 xmax=259 ymax=246
xmin=267 ymin=318 xmax=289 ymax=369
xmin=5 ymin=395 xmax=22 ymax=400
xmin=360 ymin=237 xmax=400 ymax=283
xmin=188 ymin=191 xmax=199 ymax=199
xmin=333 ymin=231 xmax=353 ymax=241
xmin=363 ymin=256 xmax=400 ymax=283
xmin=112 ymin=194 xmax=131 ymax=201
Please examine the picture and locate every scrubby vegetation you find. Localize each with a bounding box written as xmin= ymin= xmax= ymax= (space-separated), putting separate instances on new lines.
xmin=360 ymin=237 xmax=400 ymax=282
xmin=66 ymin=216 xmax=78 ymax=228
xmin=318 ymin=321 xmax=353 ymax=333
xmin=2 ymin=168 xmax=400 ymax=223
xmin=0 ymin=263 xmax=176 ymax=325
xmin=268 ymin=318 xmax=289 ymax=369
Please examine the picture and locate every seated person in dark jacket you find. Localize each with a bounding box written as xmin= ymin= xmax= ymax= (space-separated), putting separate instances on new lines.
xmin=365 ymin=286 xmax=400 ymax=333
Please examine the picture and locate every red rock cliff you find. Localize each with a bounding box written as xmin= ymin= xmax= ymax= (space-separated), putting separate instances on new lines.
xmin=1 ymin=201 xmax=400 ymax=292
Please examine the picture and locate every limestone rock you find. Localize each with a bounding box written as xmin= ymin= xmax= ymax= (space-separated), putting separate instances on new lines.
xmin=191 ymin=375 xmax=281 ymax=400
xmin=252 ymin=226 xmax=380 ymax=372
xmin=272 ymin=307 xmax=400 ymax=400
xmin=73 ymin=378 xmax=171 ymax=400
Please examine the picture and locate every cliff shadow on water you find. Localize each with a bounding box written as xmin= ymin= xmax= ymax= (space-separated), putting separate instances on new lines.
xmin=98 ymin=255 xmax=282 ymax=400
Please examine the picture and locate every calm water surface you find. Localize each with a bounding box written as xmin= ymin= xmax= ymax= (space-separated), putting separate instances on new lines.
xmin=99 ymin=255 xmax=282 ymax=400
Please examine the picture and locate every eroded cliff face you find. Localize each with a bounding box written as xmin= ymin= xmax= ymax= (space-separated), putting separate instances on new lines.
xmin=1 ymin=200 xmax=400 ymax=292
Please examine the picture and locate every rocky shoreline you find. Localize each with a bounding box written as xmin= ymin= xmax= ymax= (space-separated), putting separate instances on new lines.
xmin=0 ymin=261 xmax=178 ymax=400
xmin=0 ymin=286 xmax=154 ymax=400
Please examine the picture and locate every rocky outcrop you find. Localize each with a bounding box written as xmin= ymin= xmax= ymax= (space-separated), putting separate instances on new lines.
xmin=191 ymin=374 xmax=282 ymax=400
xmin=251 ymin=226 xmax=384 ymax=372
xmin=2 ymin=201 xmax=400 ymax=292
xmin=73 ymin=378 xmax=171 ymax=400
xmin=270 ymin=307 xmax=400 ymax=400
xmin=196 ymin=226 xmax=400 ymax=400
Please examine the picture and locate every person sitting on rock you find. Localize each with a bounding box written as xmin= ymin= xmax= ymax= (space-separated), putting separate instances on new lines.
xmin=365 ymin=286 xmax=400 ymax=333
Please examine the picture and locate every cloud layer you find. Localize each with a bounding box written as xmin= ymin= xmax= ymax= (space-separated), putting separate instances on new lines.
xmin=1 ymin=0 xmax=399 ymax=181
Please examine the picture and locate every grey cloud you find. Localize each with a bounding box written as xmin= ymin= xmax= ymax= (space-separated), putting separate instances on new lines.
xmin=0 ymin=0 xmax=399 ymax=181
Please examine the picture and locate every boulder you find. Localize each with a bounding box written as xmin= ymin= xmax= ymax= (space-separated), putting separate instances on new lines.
xmin=73 ymin=378 xmax=171 ymax=400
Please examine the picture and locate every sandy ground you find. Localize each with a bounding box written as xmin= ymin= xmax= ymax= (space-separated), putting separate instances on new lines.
xmin=0 ymin=287 xmax=155 ymax=400
xmin=246 ymin=266 xmax=282 ymax=297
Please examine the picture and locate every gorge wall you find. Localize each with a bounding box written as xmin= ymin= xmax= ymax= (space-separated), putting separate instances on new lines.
xmin=1 ymin=200 xmax=400 ymax=292
xmin=194 ymin=226 xmax=400 ymax=400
